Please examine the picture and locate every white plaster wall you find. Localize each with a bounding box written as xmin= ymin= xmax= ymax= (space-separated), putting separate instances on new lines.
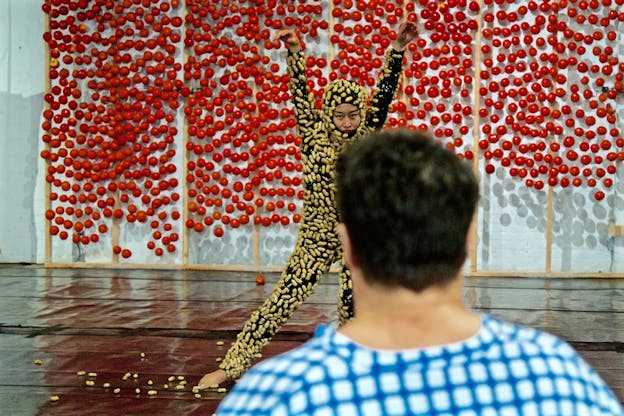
xmin=0 ymin=1 xmax=622 ymax=273
xmin=0 ymin=0 xmax=46 ymax=263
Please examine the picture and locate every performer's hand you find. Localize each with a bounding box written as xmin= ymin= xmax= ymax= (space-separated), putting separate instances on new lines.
xmin=393 ymin=21 xmax=419 ymax=51
xmin=273 ymin=29 xmax=301 ymax=52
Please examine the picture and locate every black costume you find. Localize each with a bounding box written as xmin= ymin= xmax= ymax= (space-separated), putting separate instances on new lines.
xmin=219 ymin=47 xmax=405 ymax=379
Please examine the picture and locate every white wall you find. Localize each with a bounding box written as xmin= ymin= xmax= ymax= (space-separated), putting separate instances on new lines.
xmin=0 ymin=1 xmax=623 ymax=273
xmin=0 ymin=0 xmax=45 ymax=263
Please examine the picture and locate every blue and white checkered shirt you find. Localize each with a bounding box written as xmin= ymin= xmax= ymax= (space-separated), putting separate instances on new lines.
xmin=217 ymin=314 xmax=623 ymax=415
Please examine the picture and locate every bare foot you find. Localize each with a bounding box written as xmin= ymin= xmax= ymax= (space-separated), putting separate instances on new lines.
xmin=197 ymin=369 xmax=227 ymax=390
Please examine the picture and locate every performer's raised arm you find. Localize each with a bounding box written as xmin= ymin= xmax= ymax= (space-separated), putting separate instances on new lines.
xmin=274 ymin=29 xmax=318 ymax=154
xmin=367 ymin=21 xmax=419 ymax=130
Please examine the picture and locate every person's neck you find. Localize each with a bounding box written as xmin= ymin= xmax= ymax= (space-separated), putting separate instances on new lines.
xmin=338 ymin=276 xmax=481 ymax=350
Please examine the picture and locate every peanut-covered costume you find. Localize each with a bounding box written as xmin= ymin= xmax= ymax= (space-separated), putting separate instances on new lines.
xmin=219 ymin=47 xmax=405 ymax=380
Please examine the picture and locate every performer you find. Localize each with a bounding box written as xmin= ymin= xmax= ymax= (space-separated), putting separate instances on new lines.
xmin=199 ymin=22 xmax=418 ymax=388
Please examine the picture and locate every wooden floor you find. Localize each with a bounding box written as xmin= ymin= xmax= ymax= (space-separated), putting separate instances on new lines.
xmin=0 ymin=264 xmax=622 ymax=415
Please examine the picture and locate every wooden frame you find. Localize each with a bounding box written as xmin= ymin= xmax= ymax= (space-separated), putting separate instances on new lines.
xmin=42 ymin=1 xmax=624 ymax=278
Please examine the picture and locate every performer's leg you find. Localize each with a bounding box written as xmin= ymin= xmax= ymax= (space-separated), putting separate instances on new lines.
xmin=218 ymin=242 xmax=335 ymax=380
xmin=337 ymin=260 xmax=354 ymax=326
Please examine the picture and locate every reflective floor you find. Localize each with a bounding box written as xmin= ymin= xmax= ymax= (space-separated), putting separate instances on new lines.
xmin=0 ymin=265 xmax=622 ymax=415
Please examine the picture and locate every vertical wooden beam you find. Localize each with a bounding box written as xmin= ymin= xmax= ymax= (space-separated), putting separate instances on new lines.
xmin=182 ymin=0 xmax=189 ymax=267
xmin=546 ymin=186 xmax=553 ymax=272
xmin=253 ymin=223 xmax=260 ymax=266
xmin=470 ymin=0 xmax=484 ymax=273
xmin=329 ymin=0 xmax=335 ymax=64
xmin=44 ymin=9 xmax=52 ymax=265
xmin=544 ymin=8 xmax=561 ymax=273
xmin=112 ymin=194 xmax=120 ymax=264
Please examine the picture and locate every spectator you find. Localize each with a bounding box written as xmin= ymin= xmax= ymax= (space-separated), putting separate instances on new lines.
xmin=216 ymin=129 xmax=623 ymax=415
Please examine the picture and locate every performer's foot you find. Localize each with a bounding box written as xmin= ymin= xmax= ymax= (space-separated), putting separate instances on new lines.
xmin=197 ymin=369 xmax=227 ymax=390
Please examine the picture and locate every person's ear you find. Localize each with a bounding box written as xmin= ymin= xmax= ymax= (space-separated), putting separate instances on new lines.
xmin=338 ymin=223 xmax=357 ymax=269
xmin=465 ymin=214 xmax=477 ymax=263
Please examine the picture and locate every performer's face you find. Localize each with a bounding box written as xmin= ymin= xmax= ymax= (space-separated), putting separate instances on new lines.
xmin=332 ymin=103 xmax=361 ymax=134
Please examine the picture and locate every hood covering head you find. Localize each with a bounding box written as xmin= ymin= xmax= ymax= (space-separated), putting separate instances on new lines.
xmin=321 ymin=79 xmax=370 ymax=142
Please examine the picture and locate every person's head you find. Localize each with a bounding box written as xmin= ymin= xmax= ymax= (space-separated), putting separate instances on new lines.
xmin=321 ymin=79 xmax=368 ymax=138
xmin=336 ymin=129 xmax=479 ymax=292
